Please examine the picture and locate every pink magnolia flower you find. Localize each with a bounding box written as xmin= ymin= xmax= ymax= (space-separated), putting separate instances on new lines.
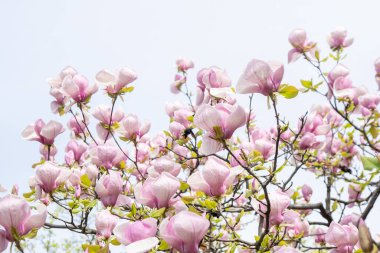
xmin=119 ymin=114 xmax=151 ymax=141
xmin=327 ymin=27 xmax=354 ymax=50
xmin=170 ymin=74 xmax=186 ymax=94
xmin=253 ymin=139 xmax=275 ymax=160
xmin=194 ymin=103 xmax=246 ymax=154
xmin=299 ymin=132 xmax=322 ymax=150
xmin=93 ymin=105 xmax=125 ymax=125
xmin=134 ymin=172 xmax=180 ymax=208
xmin=48 ymin=66 xmax=77 ymax=114
xmin=39 ymin=144 xmax=57 ymax=160
xmin=236 ymin=59 xmax=284 ymax=96
xmin=67 ymin=114 xmax=88 ymax=137
xmin=314 ymin=227 xmax=327 ymax=244
xmin=187 ymin=157 xmax=243 ymax=196
xmin=328 ymin=64 xmax=350 ymax=85
xmin=325 ymin=221 xmax=359 ymax=253
xmin=92 ymin=105 xmax=125 ymax=140
xmin=358 ymin=93 xmax=380 ymax=116
xmin=65 ymin=140 xmax=87 ymax=166
xmin=90 ymin=143 xmax=125 ymax=170
xmin=340 ymin=213 xmax=364 ymax=226
xmin=254 ymin=190 xmax=290 ymax=226
xmin=375 ymin=57 xmax=380 ymax=88
xmin=301 ymin=184 xmax=313 ymax=202
xmin=288 ymin=28 xmax=316 ymax=63
xmin=0 ymin=194 xmax=47 ymax=241
xmin=35 ymin=162 xmax=71 ymax=196
xmin=95 ymin=210 xmax=119 ymax=239
xmin=113 ymin=218 xmax=157 ymax=245
xmin=124 ymin=237 xmax=159 ymax=253
xmin=95 ymin=67 xmax=137 ymax=94
xmin=173 ymin=109 xmax=193 ymax=128
xmin=348 ymin=184 xmax=362 ymax=207
xmin=95 ymin=171 xmax=124 ymax=207
xmin=159 ymin=211 xmax=210 ymax=253
xmin=169 ymin=121 xmax=185 ymax=139
xmin=147 ymin=156 xmax=181 ymax=177
xmin=176 ymin=58 xmax=194 ymax=72
xmin=283 ymin=210 xmax=309 ymax=237
xmin=62 ymin=74 xmax=98 ymax=103
xmin=197 ymin=66 xmax=231 ymax=89
xmin=22 ymin=119 xmax=64 ymax=145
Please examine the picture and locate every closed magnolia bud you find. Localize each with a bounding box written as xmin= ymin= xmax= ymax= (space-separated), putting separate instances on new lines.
xmin=359 ymin=223 xmax=374 ymax=253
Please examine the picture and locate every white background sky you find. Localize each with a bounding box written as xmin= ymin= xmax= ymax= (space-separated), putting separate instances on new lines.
xmin=1 ymin=0 xmax=380 ymax=251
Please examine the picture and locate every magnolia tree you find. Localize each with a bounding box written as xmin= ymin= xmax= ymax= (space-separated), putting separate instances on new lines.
xmin=1 ymin=28 xmax=380 ymax=253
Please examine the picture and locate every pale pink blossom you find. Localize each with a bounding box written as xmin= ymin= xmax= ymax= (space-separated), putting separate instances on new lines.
xmin=176 ymin=58 xmax=194 ymax=72
xmin=194 ymin=103 xmax=246 ymax=154
xmin=62 ymin=74 xmax=98 ymax=103
xmin=35 ymin=162 xmax=71 ymax=196
xmin=159 ymin=211 xmax=210 ymax=253
xmin=283 ymin=210 xmax=309 ymax=237
xmin=134 ymin=172 xmax=180 ymax=208
xmin=253 ymin=190 xmax=290 ymax=226
xmin=314 ymin=227 xmax=327 ymax=244
xmin=113 ymin=218 xmax=157 ymax=245
xmin=237 ymin=59 xmax=284 ymax=96
xmin=288 ymin=28 xmax=316 ymax=63
xmin=301 ymin=184 xmax=313 ymax=202
xmin=188 ymin=157 xmax=243 ymax=196
xmin=119 ymin=114 xmax=151 ymax=140
xmin=90 ymin=143 xmax=125 ymax=170
xmin=48 ymin=66 xmax=77 ymax=114
xmin=22 ymin=119 xmax=64 ymax=145
xmin=95 ymin=171 xmax=124 ymax=207
xmin=95 ymin=210 xmax=119 ymax=239
xmin=0 ymin=195 xmax=47 ymax=241
xmin=325 ymin=221 xmax=359 ymax=253
xmin=96 ymin=67 xmax=137 ymax=94
xmin=65 ymin=140 xmax=87 ymax=166
xmin=197 ymin=66 xmax=231 ymax=89
xmin=327 ymin=27 xmax=354 ymax=50
xmin=147 ymin=156 xmax=181 ymax=177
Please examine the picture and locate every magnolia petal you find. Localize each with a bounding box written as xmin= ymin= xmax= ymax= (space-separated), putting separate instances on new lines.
xmin=124 ymin=237 xmax=159 ymax=253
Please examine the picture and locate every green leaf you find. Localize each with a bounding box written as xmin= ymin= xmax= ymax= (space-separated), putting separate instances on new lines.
xmin=179 ymin=181 xmax=190 ymax=191
xmin=158 ymin=240 xmax=171 ymax=250
xmin=204 ymin=199 xmax=217 ymax=210
xmin=332 ymin=200 xmax=338 ymax=212
xmin=82 ymin=244 xmax=101 ymax=253
xmin=300 ymin=80 xmax=312 ymax=89
xmin=80 ymin=174 xmax=92 ymax=188
xmin=151 ymin=207 xmax=166 ymax=218
xmin=361 ymin=156 xmax=380 ymax=171
xmin=120 ymin=86 xmax=134 ymax=93
xmin=279 ymin=85 xmax=299 ymax=99
xmin=22 ymin=228 xmax=39 ymax=239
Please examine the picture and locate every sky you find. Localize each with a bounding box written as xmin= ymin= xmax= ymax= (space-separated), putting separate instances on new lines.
xmin=1 ymin=0 xmax=380 ymax=251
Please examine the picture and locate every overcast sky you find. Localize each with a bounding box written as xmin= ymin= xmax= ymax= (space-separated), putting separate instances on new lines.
xmin=1 ymin=0 xmax=380 ymax=250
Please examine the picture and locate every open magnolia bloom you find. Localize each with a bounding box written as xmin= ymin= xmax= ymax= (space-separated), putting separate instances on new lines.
xmin=188 ymin=157 xmax=243 ymax=196
xmin=96 ymin=67 xmax=137 ymax=95
xmin=194 ymin=103 xmax=246 ymax=154
xmin=236 ymin=59 xmax=284 ymax=96
xmin=159 ymin=211 xmax=210 ymax=253
xmin=22 ymin=119 xmax=65 ymax=146
xmin=0 ymin=195 xmax=47 ymax=244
